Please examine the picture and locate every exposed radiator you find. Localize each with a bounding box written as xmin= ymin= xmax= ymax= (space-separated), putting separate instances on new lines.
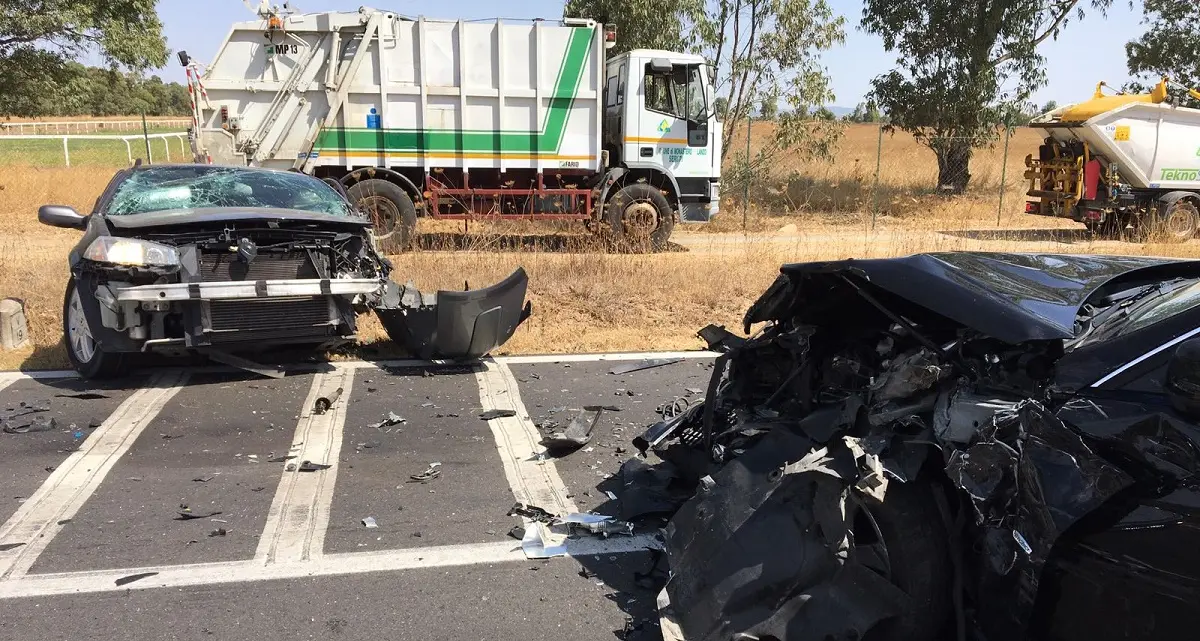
xmin=207 ymin=297 xmax=333 ymax=334
xmin=198 ymin=251 xmax=318 ymax=282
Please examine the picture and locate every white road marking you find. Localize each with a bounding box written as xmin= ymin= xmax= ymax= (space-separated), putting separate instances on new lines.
xmin=0 ymin=369 xmax=188 ymax=580
xmin=476 ymin=359 xmax=578 ymax=515
xmin=0 ymin=372 xmax=25 ymax=393
xmin=255 ymin=367 xmax=355 ymax=564
xmin=0 ymin=534 xmax=662 ymax=600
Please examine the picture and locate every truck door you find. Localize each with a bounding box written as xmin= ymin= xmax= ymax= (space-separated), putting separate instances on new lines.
xmin=636 ymin=60 xmax=715 ymax=220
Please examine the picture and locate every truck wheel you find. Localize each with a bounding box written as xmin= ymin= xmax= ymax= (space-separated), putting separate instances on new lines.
xmin=346 ymin=179 xmax=418 ymax=252
xmin=605 ymin=183 xmax=675 ymax=251
xmin=1149 ymin=199 xmax=1200 ymax=243
xmin=63 ymin=278 xmax=128 ymax=379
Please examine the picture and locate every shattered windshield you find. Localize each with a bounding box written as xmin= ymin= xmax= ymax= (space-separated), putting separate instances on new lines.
xmin=105 ymin=166 xmax=356 ymax=217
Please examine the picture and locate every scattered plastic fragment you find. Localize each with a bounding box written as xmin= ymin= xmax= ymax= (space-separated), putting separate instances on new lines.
xmin=0 ymin=542 xmax=25 ymax=551
xmin=608 ymin=359 xmax=683 ymax=375
xmin=209 ymin=528 xmax=227 ymax=538
xmin=3 ymin=415 xmax=56 ymax=434
xmin=367 ymin=412 xmax=406 ymax=429
xmin=507 ymin=525 xmax=526 ymax=540
xmin=540 ymin=408 xmax=603 ymax=452
xmin=267 ymin=455 xmax=295 ymax=463
xmin=297 ymin=460 xmax=332 ymax=472
xmin=362 ymin=517 xmax=378 ymax=528
xmin=313 ymin=387 xmax=344 ymax=415
xmin=114 ymin=572 xmax=158 ymax=586
xmin=177 ymin=506 xmax=223 ymax=520
xmin=479 ymin=409 xmax=517 ymax=420
xmin=507 ymin=502 xmax=556 ymax=523
xmin=193 ymin=475 xmax=215 ymax=483
xmin=408 ymin=462 xmax=442 ymax=482
xmin=560 ymin=513 xmax=635 ymax=538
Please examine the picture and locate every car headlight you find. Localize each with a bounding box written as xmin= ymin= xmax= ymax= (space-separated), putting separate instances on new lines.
xmin=83 ymin=237 xmax=180 ymax=267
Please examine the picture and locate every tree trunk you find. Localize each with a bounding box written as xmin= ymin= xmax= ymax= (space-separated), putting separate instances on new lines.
xmin=935 ymin=140 xmax=972 ymax=195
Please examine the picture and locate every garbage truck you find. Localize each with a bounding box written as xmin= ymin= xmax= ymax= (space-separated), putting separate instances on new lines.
xmin=182 ymin=6 xmax=722 ymax=250
xmin=1025 ymin=78 xmax=1200 ymax=241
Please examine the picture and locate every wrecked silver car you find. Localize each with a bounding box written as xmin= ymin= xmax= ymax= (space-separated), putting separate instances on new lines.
xmin=643 ymin=253 xmax=1200 ymax=641
xmin=40 ymin=164 xmax=529 ymax=377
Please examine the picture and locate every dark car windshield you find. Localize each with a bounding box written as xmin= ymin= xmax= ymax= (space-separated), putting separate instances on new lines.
xmin=105 ymin=166 xmax=356 ymax=217
xmin=1074 ymin=277 xmax=1200 ymax=346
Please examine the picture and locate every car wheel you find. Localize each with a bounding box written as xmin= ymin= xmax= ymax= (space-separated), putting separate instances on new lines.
xmin=856 ymin=481 xmax=953 ymax=641
xmin=63 ymin=278 xmax=128 ymax=379
xmin=605 ymin=183 xmax=675 ymax=252
xmin=346 ymin=178 xmax=418 ymax=253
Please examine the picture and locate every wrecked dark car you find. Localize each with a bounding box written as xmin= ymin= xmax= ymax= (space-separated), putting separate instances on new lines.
xmin=647 ymin=253 xmax=1200 ymax=641
xmin=40 ymin=164 xmax=529 ymax=377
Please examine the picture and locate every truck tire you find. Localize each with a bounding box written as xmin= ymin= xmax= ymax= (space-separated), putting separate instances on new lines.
xmin=63 ymin=278 xmax=128 ymax=379
xmin=1145 ymin=198 xmax=1200 ymax=243
xmin=857 ymin=481 xmax=953 ymax=641
xmin=605 ymin=183 xmax=675 ymax=252
xmin=346 ymin=179 xmax=417 ymax=252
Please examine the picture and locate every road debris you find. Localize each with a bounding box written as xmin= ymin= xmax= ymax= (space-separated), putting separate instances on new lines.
xmin=478 ymin=409 xmax=516 ymax=420
xmin=296 ymin=461 xmax=332 ymax=472
xmin=362 ymin=517 xmax=378 ymax=528
xmin=267 ymin=455 xmax=295 ymax=463
xmin=3 ymin=415 xmax=56 ymax=434
xmin=114 ymin=572 xmax=158 ymax=586
xmin=609 ymin=358 xmax=683 ymax=375
xmin=619 ymin=458 xmax=689 ymax=520
xmin=176 ymin=506 xmax=223 ymax=520
xmin=507 ymin=502 xmax=555 ymax=523
xmin=0 ymin=542 xmax=26 ymax=551
xmin=408 ymin=462 xmax=442 ymax=482
xmin=54 ymin=391 xmax=110 ymax=400
xmin=313 ymin=387 xmax=344 ymax=415
xmin=367 ymin=412 xmax=406 ymax=429
xmin=540 ymin=408 xmax=603 ymax=452
xmin=560 ymin=513 xmax=635 ymax=538
xmin=209 ymin=528 xmax=227 ymax=537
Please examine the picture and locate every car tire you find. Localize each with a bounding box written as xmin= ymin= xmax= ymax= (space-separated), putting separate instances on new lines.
xmin=605 ymin=182 xmax=675 ymax=252
xmin=63 ymin=278 xmax=128 ymax=379
xmin=857 ymin=481 xmax=953 ymax=641
xmin=346 ymin=178 xmax=418 ymax=253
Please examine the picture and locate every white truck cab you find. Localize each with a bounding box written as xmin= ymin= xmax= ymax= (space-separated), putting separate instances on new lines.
xmin=604 ymin=50 xmax=722 ymax=222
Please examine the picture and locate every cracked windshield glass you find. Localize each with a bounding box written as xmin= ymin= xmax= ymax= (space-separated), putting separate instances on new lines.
xmin=106 ymin=166 xmax=357 ymax=217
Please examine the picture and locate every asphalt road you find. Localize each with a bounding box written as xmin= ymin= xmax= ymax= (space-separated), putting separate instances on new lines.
xmin=0 ymin=353 xmax=711 ymax=641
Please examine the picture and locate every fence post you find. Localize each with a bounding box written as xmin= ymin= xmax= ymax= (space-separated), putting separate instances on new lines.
xmin=62 ymin=137 xmax=70 ymax=167
xmin=743 ymin=116 xmax=751 ymax=231
xmin=871 ymin=123 xmax=883 ymax=229
xmin=997 ymin=126 xmax=1011 ymax=226
xmin=141 ymin=112 xmax=152 ymax=163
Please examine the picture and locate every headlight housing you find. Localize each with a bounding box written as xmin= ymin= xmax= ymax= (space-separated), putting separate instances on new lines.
xmin=83 ymin=237 xmax=180 ymax=267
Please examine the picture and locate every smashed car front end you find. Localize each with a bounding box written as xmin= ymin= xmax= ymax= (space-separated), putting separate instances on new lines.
xmin=644 ymin=253 xmax=1200 ymax=641
xmin=70 ymin=211 xmax=389 ymax=356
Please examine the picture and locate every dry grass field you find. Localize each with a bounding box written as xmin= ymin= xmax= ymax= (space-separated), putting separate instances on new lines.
xmin=2 ymin=123 xmax=1198 ymax=372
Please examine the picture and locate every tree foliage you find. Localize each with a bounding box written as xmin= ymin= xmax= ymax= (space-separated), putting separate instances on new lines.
xmin=0 ymin=63 xmax=190 ymax=118
xmin=0 ymin=0 xmax=168 ymax=117
xmin=862 ymin=0 xmax=1110 ymax=193
xmin=563 ymin=0 xmax=702 ymax=55
xmin=845 ymin=100 xmax=883 ymax=123
xmin=1127 ymin=0 xmax=1200 ymax=108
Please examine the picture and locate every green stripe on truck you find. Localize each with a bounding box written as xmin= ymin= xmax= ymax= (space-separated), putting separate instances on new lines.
xmin=315 ymin=27 xmax=593 ymax=155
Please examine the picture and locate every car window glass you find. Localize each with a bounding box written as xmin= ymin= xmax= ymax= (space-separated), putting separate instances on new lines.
xmin=105 ymin=166 xmax=356 ymax=217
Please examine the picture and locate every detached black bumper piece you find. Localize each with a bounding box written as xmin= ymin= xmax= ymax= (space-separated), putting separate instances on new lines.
xmin=374 ymin=267 xmax=532 ymax=360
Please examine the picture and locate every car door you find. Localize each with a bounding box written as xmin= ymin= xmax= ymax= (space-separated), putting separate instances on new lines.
xmin=1035 ymin=345 xmax=1200 ymax=640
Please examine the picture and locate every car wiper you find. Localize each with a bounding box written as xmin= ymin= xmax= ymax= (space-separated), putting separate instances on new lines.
xmin=1087 ymin=278 xmax=1194 ymax=336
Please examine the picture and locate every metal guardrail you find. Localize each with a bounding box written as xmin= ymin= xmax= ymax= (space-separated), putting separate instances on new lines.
xmin=0 ymin=119 xmax=191 ymax=135
xmin=0 ymin=132 xmax=191 ymax=166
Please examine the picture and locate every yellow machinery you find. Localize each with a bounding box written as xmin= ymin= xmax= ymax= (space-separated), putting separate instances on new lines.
xmin=1023 ymin=78 xmax=1200 ymax=241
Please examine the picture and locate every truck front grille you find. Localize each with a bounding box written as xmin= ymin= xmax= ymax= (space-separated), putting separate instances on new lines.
xmin=198 ymin=252 xmax=317 ymax=282
xmin=208 ymin=297 xmax=333 ymax=334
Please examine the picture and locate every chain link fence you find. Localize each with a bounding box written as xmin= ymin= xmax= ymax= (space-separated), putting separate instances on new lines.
xmin=725 ymin=120 xmax=1035 ymax=231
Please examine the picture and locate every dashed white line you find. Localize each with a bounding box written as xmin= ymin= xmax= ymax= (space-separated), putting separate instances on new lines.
xmin=255 ymin=367 xmax=355 ymax=564
xmin=476 ymin=359 xmax=578 ymax=515
xmin=0 ymin=369 xmax=188 ymax=580
xmin=497 ymin=351 xmax=716 ymax=364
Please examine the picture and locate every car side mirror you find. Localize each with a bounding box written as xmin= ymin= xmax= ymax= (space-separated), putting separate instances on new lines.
xmin=1165 ymin=338 xmax=1200 ymax=417
xmin=38 ymin=205 xmax=88 ymax=230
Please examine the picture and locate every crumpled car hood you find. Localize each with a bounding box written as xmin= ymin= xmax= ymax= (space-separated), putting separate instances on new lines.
xmin=745 ymin=253 xmax=1200 ymax=344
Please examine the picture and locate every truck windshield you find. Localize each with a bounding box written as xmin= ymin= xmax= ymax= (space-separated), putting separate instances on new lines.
xmin=105 ymin=166 xmax=357 ymax=217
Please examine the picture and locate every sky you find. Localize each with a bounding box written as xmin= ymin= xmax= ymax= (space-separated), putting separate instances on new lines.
xmin=149 ymin=0 xmax=1146 ymax=107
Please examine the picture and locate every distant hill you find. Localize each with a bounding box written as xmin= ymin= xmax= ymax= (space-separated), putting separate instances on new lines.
xmin=826 ymin=105 xmax=854 ymax=118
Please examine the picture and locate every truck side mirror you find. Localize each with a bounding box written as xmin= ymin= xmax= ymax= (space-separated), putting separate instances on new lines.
xmin=1165 ymin=338 xmax=1200 ymax=417
xmin=649 ymin=58 xmax=672 ymax=74
xmin=37 ymin=205 xmax=88 ymax=230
